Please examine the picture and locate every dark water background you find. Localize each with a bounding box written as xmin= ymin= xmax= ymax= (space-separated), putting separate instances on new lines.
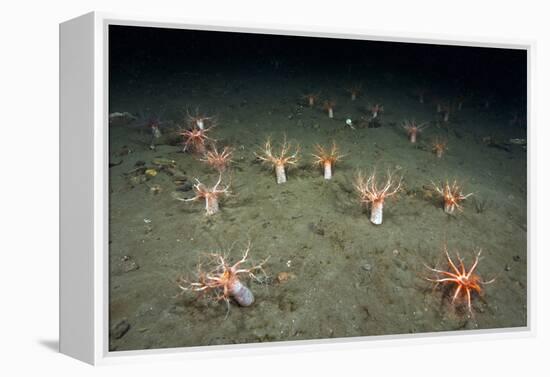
xmin=108 ymin=25 xmax=527 ymax=351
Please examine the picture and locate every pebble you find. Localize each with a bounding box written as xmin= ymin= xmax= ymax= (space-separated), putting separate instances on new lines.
xmin=145 ymin=168 xmax=158 ymax=177
xmin=276 ymin=271 xmax=294 ymax=284
xmin=110 ymin=319 xmax=130 ymax=339
xmin=120 ymin=255 xmax=139 ymax=273
xmin=361 ymin=263 xmax=372 ymax=272
xmin=308 ymin=222 xmax=325 ymax=236
xmin=505 ymin=264 xmax=511 ymax=271
xmin=149 ymin=184 xmax=162 ymax=195
xmin=513 ymin=255 xmax=521 ymax=262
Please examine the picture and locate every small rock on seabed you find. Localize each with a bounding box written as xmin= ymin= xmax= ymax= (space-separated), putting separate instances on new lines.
xmin=361 ymin=263 xmax=372 ymax=272
xmin=110 ymin=318 xmax=131 ymax=339
xmin=120 ymin=255 xmax=139 ymax=273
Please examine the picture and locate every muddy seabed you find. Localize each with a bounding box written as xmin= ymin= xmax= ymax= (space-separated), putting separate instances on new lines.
xmin=108 ymin=70 xmax=527 ymax=351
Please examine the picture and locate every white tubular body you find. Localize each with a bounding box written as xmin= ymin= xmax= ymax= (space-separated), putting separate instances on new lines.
xmin=370 ymin=201 xmax=384 ymax=225
xmin=275 ymin=164 xmax=287 ymax=184
xmin=229 ymin=280 xmax=254 ymax=306
xmin=328 ymin=108 xmax=334 ymax=119
xmin=205 ymin=196 xmax=219 ymax=215
xmin=323 ymin=161 xmax=332 ymax=180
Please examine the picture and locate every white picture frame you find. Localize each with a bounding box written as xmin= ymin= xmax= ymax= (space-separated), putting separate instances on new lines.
xmin=59 ymin=11 xmax=534 ymax=365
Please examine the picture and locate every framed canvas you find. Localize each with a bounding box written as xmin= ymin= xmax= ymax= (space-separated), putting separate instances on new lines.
xmin=59 ymin=11 xmax=533 ymax=365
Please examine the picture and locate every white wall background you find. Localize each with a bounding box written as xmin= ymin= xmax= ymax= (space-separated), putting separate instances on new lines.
xmin=1 ymin=0 xmax=548 ymax=375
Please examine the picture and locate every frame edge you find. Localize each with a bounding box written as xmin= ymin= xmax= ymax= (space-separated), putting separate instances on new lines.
xmin=59 ymin=11 xmax=96 ymax=365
